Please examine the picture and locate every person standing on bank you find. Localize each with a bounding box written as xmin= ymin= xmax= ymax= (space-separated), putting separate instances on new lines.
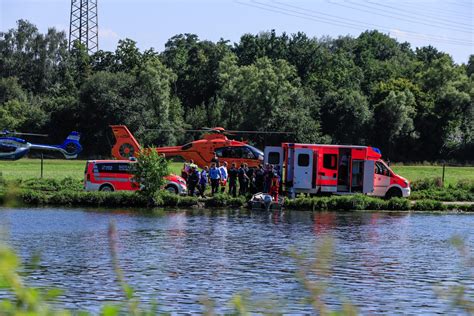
xmin=255 ymin=164 xmax=265 ymax=193
xmin=219 ymin=161 xmax=228 ymax=193
xmin=187 ymin=166 xmax=200 ymax=196
xmin=228 ymin=163 xmax=238 ymax=197
xmin=238 ymin=163 xmax=249 ymax=195
xmin=199 ymin=166 xmax=209 ymax=197
xmin=209 ymin=163 xmax=221 ymax=196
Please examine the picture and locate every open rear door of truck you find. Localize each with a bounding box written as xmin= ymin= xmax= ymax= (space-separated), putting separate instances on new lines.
xmin=363 ymin=160 xmax=375 ymax=194
xmin=264 ymin=146 xmax=284 ymax=169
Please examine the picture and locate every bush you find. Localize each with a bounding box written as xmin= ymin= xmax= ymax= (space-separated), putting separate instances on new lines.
xmin=19 ymin=177 xmax=83 ymax=192
xmin=386 ymin=197 xmax=411 ymax=210
xmin=412 ymin=199 xmax=445 ymax=211
xmin=411 ymin=177 xmax=443 ymax=190
xmin=203 ymin=194 xmax=246 ymax=208
xmin=133 ymin=148 xmax=169 ymax=197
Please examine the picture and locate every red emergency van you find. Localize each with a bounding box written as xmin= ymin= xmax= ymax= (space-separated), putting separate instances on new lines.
xmin=84 ymin=160 xmax=187 ymax=194
xmin=264 ymin=143 xmax=410 ymax=198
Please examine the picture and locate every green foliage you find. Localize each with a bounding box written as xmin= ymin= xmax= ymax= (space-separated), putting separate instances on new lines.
xmin=412 ymin=199 xmax=445 ymax=211
xmin=132 ymin=148 xmax=169 ymax=197
xmin=1 ymin=20 xmax=473 ymax=161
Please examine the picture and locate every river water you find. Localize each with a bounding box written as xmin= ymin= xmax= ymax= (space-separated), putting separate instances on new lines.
xmin=0 ymin=207 xmax=473 ymax=314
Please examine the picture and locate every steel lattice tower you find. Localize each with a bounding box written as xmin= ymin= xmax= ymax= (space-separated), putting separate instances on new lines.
xmin=69 ymin=0 xmax=98 ymax=53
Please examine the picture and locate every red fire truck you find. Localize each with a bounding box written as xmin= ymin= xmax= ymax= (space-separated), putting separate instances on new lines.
xmin=264 ymin=143 xmax=410 ymax=198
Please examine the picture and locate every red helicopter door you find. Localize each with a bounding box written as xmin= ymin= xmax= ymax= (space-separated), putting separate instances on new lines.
xmin=293 ymin=148 xmax=314 ymax=190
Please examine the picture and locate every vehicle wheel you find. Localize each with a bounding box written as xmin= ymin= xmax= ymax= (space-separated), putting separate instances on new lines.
xmin=165 ymin=185 xmax=179 ymax=194
xmin=385 ymin=187 xmax=402 ymax=199
xmin=99 ymin=184 xmax=114 ymax=192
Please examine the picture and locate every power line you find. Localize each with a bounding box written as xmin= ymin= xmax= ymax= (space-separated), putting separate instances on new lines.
xmin=239 ymin=0 xmax=473 ymax=46
xmin=396 ymin=1 xmax=472 ymax=21
xmin=364 ymin=0 xmax=473 ymax=28
xmin=329 ymin=0 xmax=472 ymax=34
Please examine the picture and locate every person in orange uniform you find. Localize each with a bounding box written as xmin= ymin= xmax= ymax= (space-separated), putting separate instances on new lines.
xmin=269 ymin=172 xmax=280 ymax=202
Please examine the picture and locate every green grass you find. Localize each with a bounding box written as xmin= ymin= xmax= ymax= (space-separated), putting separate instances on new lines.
xmin=1 ymin=159 xmax=473 ymax=187
xmin=391 ymin=165 xmax=474 ymax=185
xmin=0 ymin=159 xmax=183 ymax=180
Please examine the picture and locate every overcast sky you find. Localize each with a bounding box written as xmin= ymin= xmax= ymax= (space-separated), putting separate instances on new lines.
xmin=1 ymin=0 xmax=473 ymax=63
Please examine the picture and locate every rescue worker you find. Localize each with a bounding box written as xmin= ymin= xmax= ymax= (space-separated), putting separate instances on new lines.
xmin=263 ymin=164 xmax=273 ymax=193
xmin=228 ymin=163 xmax=238 ymax=197
xmin=255 ymin=164 xmax=265 ymax=193
xmin=181 ymin=162 xmax=189 ymax=182
xmin=238 ymin=163 xmax=249 ymax=195
xmin=209 ymin=162 xmax=221 ymax=196
xmin=198 ymin=166 xmax=209 ymax=197
xmin=246 ymin=163 xmax=256 ymax=194
xmin=187 ymin=166 xmax=200 ymax=196
xmin=269 ymin=171 xmax=280 ymax=202
xmin=219 ymin=161 xmax=228 ymax=193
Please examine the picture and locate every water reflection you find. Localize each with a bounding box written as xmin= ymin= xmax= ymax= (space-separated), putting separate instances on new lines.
xmin=0 ymin=207 xmax=473 ymax=314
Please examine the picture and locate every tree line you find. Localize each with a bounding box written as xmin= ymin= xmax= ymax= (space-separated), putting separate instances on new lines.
xmin=1 ymin=20 xmax=473 ymax=161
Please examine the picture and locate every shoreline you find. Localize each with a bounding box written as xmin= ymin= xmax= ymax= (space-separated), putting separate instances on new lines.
xmin=1 ymin=189 xmax=473 ymax=212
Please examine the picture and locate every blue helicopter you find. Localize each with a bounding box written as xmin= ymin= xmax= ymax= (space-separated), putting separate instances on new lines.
xmin=0 ymin=130 xmax=83 ymax=160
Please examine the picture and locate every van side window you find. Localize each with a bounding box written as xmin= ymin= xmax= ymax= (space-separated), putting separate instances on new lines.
xmin=375 ymin=161 xmax=390 ymax=176
xmin=96 ymin=163 xmax=131 ymax=173
xmin=323 ymin=154 xmax=337 ymax=170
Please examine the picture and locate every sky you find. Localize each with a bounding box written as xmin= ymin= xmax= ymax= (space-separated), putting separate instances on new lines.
xmin=1 ymin=0 xmax=473 ymax=64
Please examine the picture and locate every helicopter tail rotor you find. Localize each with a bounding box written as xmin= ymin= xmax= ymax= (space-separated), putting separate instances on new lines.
xmin=110 ymin=125 xmax=142 ymax=160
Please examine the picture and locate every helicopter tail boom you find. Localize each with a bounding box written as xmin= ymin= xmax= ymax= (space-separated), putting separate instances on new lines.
xmin=111 ymin=125 xmax=142 ymax=160
xmin=30 ymin=132 xmax=82 ymax=159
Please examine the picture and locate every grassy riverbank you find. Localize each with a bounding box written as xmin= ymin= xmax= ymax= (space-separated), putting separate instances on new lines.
xmin=1 ymin=159 xmax=473 ymax=184
xmin=0 ymin=159 xmax=473 ymax=211
xmin=0 ymin=177 xmax=472 ymax=212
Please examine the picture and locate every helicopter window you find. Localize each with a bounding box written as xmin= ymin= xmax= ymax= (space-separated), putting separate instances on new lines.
xmin=245 ymin=145 xmax=263 ymax=159
xmin=214 ymin=147 xmax=226 ymax=158
xmin=0 ymin=145 xmax=16 ymax=153
xmin=181 ymin=143 xmax=192 ymax=150
xmin=241 ymin=147 xmax=256 ymax=159
xmin=229 ymin=147 xmax=242 ymax=158
xmin=215 ymin=146 xmax=260 ymax=159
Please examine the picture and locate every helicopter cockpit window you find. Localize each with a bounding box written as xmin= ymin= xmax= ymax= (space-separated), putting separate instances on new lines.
xmin=215 ymin=146 xmax=259 ymax=159
xmin=246 ymin=145 xmax=263 ymax=160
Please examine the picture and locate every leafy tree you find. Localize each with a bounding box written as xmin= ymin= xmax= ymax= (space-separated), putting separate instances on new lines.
xmin=373 ymin=90 xmax=417 ymax=158
xmin=218 ymin=55 xmax=324 ymax=145
xmin=161 ymin=34 xmax=231 ymax=117
xmin=78 ymin=71 xmax=137 ymax=156
xmin=0 ymin=20 xmax=70 ymax=94
xmin=133 ymin=58 xmax=184 ymax=146
xmin=320 ymin=89 xmax=372 ymax=144
xmin=132 ymin=148 xmax=169 ymax=197
xmin=467 ymin=55 xmax=474 ymax=78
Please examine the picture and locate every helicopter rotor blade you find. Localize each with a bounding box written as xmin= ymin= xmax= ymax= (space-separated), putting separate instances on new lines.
xmin=144 ymin=128 xmax=294 ymax=135
xmin=12 ymin=132 xmax=49 ymax=137
xmin=225 ymin=130 xmax=295 ymax=135
xmin=145 ymin=129 xmax=211 ymax=133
